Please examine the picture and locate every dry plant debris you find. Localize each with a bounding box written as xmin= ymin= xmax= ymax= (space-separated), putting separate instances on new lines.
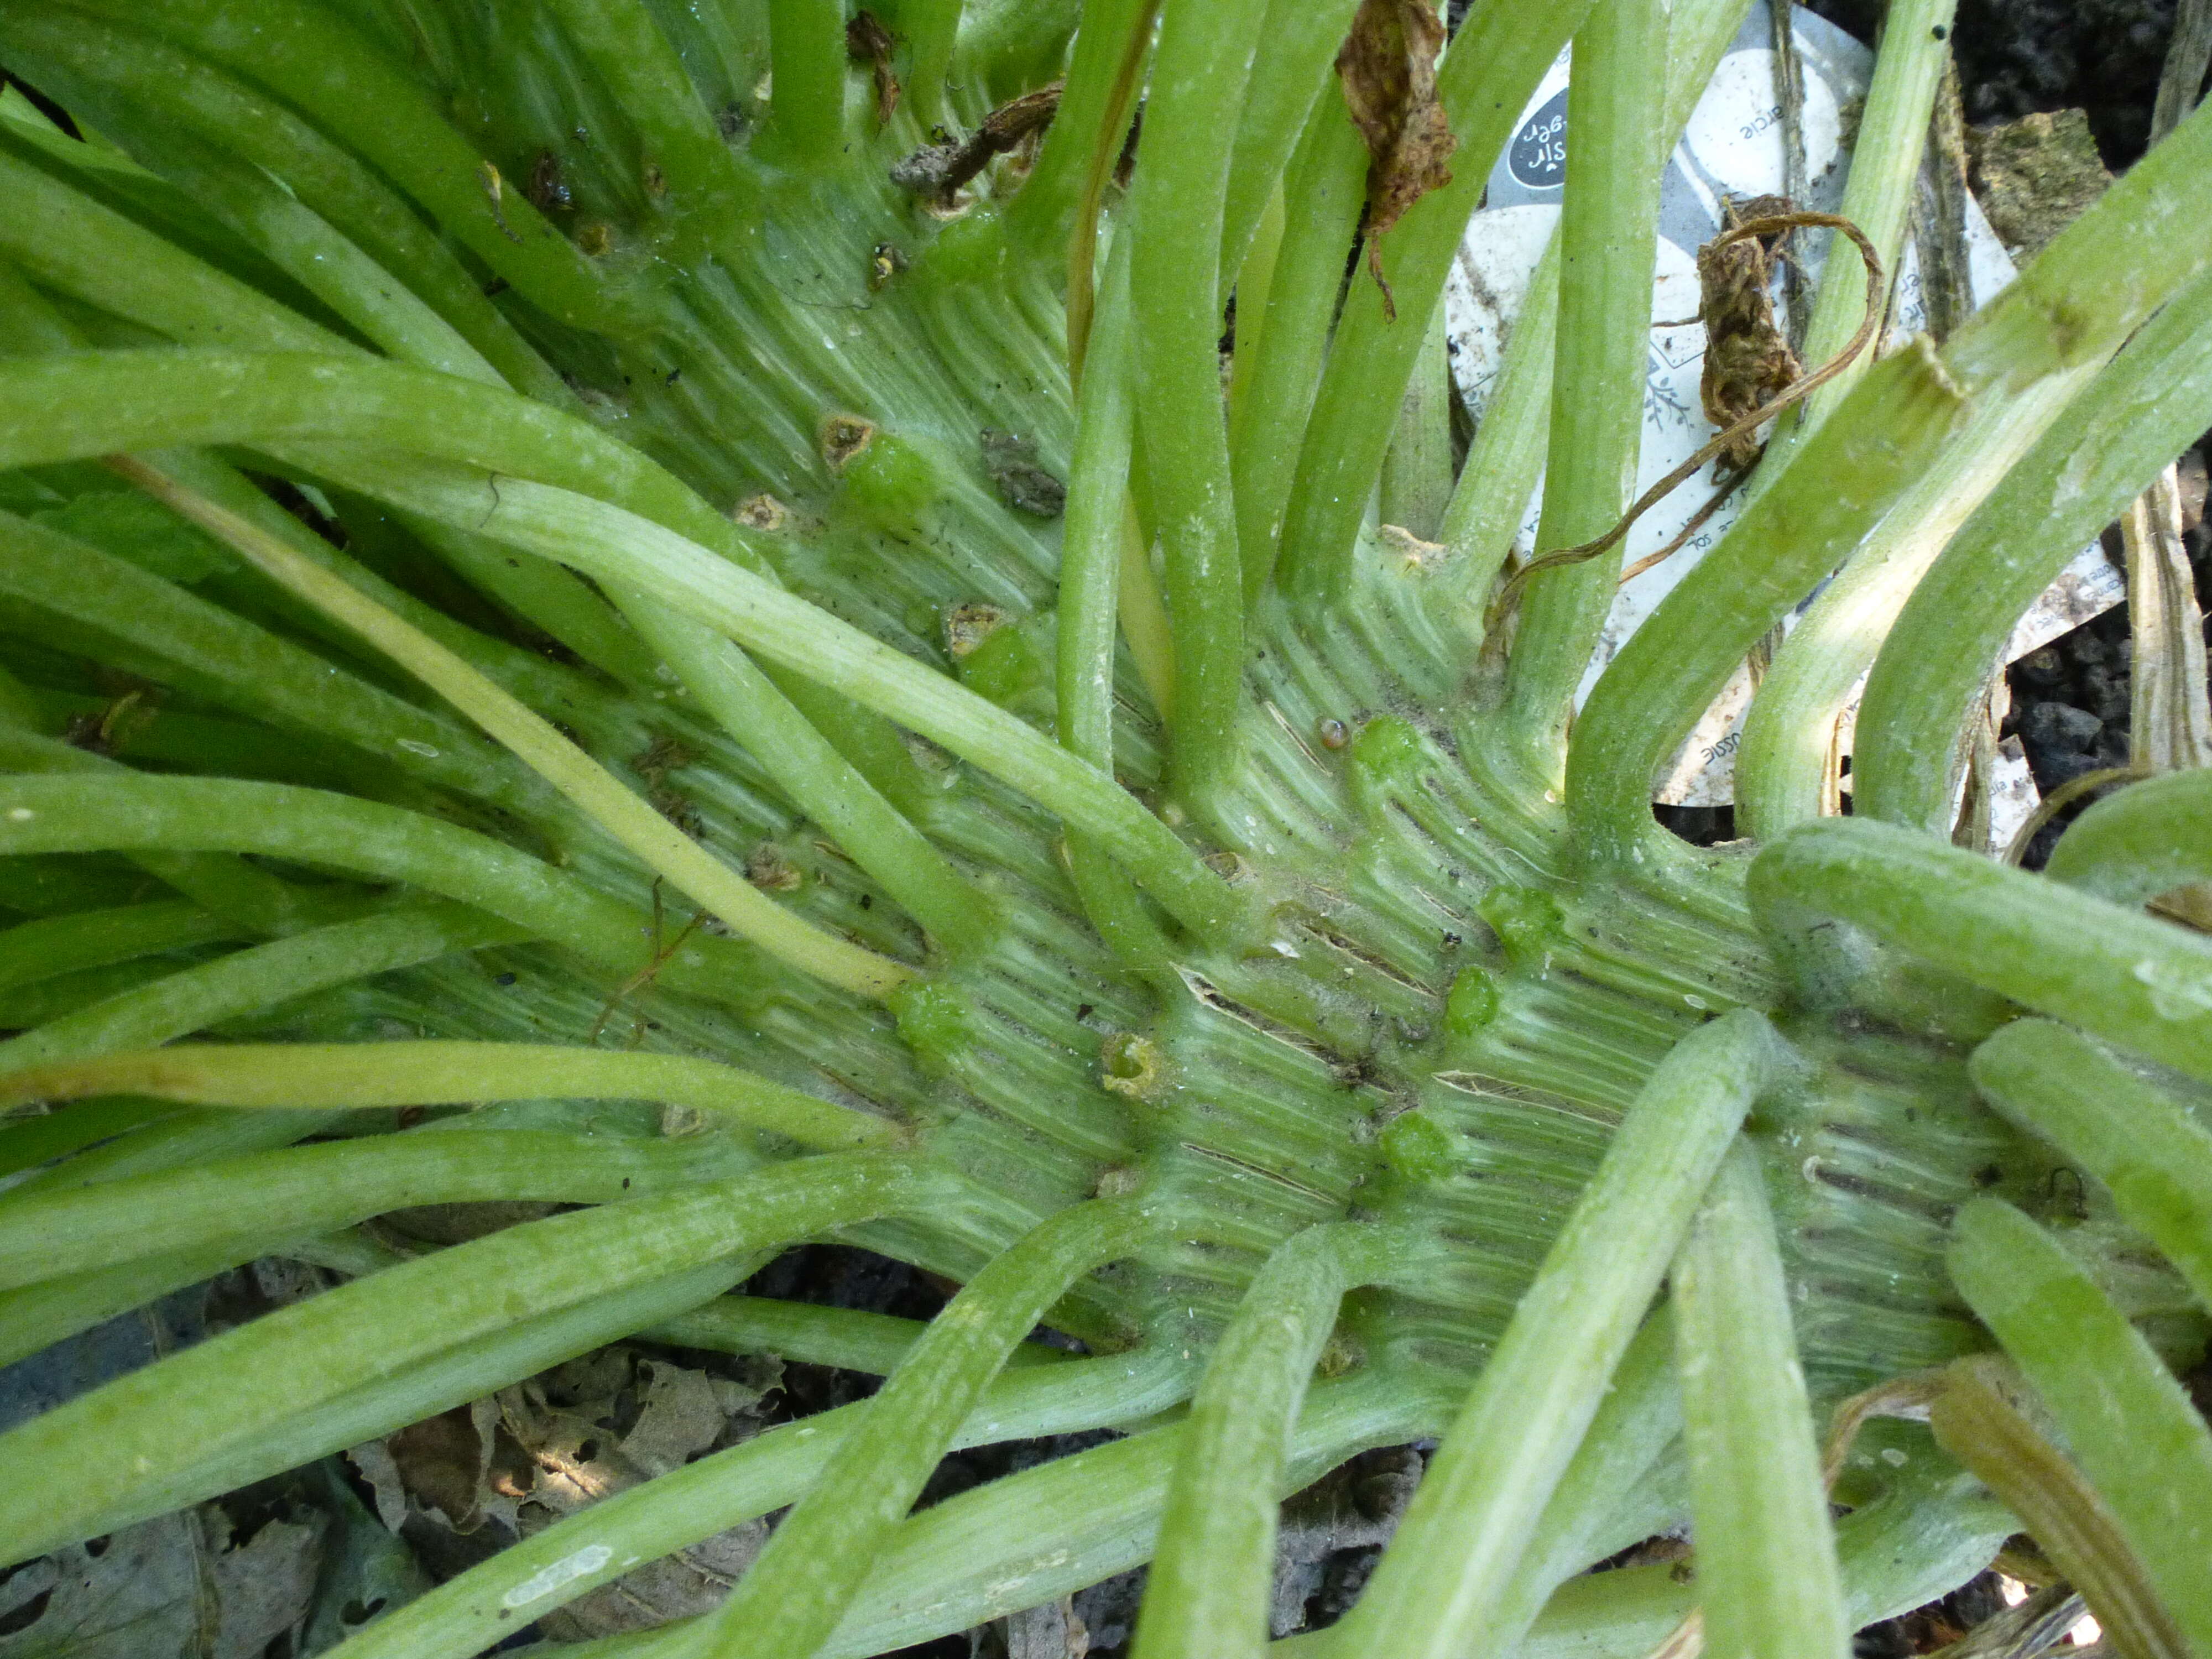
xmin=846 ymin=12 xmax=902 ymax=126
xmin=1964 ymin=110 xmax=2112 ymax=262
xmin=347 ymin=1344 xmax=782 ymax=1640
xmin=891 ymin=86 xmax=1065 ymax=211
xmin=1336 ymin=0 xmax=1457 ymax=321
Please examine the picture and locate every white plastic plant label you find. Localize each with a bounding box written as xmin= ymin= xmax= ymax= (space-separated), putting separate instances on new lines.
xmin=1444 ymin=1 xmax=2122 ymax=806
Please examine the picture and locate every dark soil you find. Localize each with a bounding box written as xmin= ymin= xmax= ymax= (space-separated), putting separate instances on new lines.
xmin=1809 ymin=0 xmax=2189 ymax=168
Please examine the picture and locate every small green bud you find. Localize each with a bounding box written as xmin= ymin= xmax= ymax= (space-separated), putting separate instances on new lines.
xmin=1380 ymin=1109 xmax=1458 ymax=1183
xmin=890 ymin=979 xmax=973 ymax=1074
xmin=1479 ymin=884 xmax=1564 ymax=968
xmin=1348 ymin=713 xmax=1426 ymax=784
xmin=837 ymin=426 xmax=940 ymax=528
xmin=1443 ymin=966 xmax=1503 ymax=1040
xmin=956 ymin=621 xmax=1044 ymax=705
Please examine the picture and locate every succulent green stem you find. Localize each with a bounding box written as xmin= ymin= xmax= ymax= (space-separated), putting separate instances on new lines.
xmin=0 ymin=902 xmax=521 ymax=1076
xmin=0 ymin=774 xmax=764 ymax=1005
xmin=1756 ymin=0 xmax=1957 ymax=473
xmin=87 ymin=1256 xmax=762 ymax=1557
xmin=1274 ymin=0 xmax=1595 ymax=602
xmin=0 ymin=1040 xmax=899 ymax=1150
xmin=0 ymin=507 xmax=545 ymax=820
xmin=1673 ymin=1140 xmax=1850 ymax=1659
xmin=2044 ymin=766 xmax=2212 ymax=905
xmin=0 ymin=899 xmax=247 ymax=992
xmin=1584 ymin=89 xmax=2212 ymax=865
xmin=1500 ymin=0 xmax=1672 ymax=757
xmin=1855 ymin=263 xmax=2212 ymax=832
xmin=1379 ymin=294 xmax=1454 ymax=543
xmin=1230 ymin=99 xmax=1368 ymax=607
xmin=618 ymin=596 xmax=999 ymax=958
xmin=1215 ymin=0 xmax=1362 ymax=288
xmin=1752 ymin=817 xmax=2212 ymax=1083
xmin=697 ymin=1198 xmax=1152 ymax=1659
xmin=0 ymin=1128 xmax=756 ymax=1293
xmin=1133 ymin=1222 xmax=1433 ymax=1659
xmin=768 ymin=0 xmax=848 ymax=159
xmin=348 ymin=467 xmax=1243 ymax=940
xmin=114 ymin=456 xmax=912 ymax=997
xmin=322 ymin=1344 xmax=1197 ymax=1659
xmin=1124 ymin=0 xmax=1268 ymax=817
xmin=1946 ymin=1205 xmax=2212 ymax=1654
xmin=1317 ymin=1009 xmax=1786 ymax=1659
xmin=644 ymin=1295 xmax=1078 ymax=1375
xmin=1969 ymin=1019 xmax=2212 ymax=1308
xmin=0 ymin=1151 xmax=948 ymax=1563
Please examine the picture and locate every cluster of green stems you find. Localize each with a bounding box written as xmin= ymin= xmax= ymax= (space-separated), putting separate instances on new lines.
xmin=0 ymin=0 xmax=2208 ymax=1656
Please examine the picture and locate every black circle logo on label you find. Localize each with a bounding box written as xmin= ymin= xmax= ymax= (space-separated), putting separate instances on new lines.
xmin=1507 ymin=89 xmax=1569 ymax=190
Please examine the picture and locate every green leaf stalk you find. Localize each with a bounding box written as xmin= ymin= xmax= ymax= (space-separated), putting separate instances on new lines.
xmin=0 ymin=3 xmax=2206 ymax=1656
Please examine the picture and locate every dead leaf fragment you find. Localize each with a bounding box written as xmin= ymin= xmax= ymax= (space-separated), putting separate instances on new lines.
xmin=347 ymin=1346 xmax=782 ymax=1641
xmin=846 ymin=12 xmax=902 ymax=125
xmin=1695 ymin=195 xmax=1803 ymax=469
xmin=890 ymin=84 xmax=1063 ymax=210
xmin=1965 ymin=109 xmax=2111 ymax=261
xmin=208 ymin=1514 xmax=325 ymax=1659
xmin=0 ymin=1508 xmax=327 ymax=1659
xmin=1336 ymin=0 xmax=1456 ymax=320
xmin=1003 ymin=1595 xmax=1090 ymax=1657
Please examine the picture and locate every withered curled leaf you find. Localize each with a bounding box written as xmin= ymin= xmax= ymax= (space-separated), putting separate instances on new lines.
xmin=1695 ymin=195 xmax=1803 ymax=468
xmin=845 ymin=12 xmax=902 ymax=126
xmin=1336 ymin=0 xmax=1456 ymax=321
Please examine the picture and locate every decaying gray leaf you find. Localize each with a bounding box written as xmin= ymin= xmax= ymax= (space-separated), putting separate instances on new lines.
xmin=0 ymin=1506 xmax=325 ymax=1659
xmin=207 ymin=1512 xmax=325 ymax=1659
xmin=1001 ymin=1594 xmax=1089 ymax=1658
xmin=1336 ymin=0 xmax=1456 ymax=321
xmin=348 ymin=1345 xmax=781 ymax=1639
xmin=980 ymin=430 xmax=1067 ymax=518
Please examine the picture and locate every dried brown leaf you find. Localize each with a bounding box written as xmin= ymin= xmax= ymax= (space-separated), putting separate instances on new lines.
xmin=348 ymin=1344 xmax=782 ymax=1638
xmin=891 ymin=84 xmax=1064 ymax=208
xmin=1336 ymin=0 xmax=1456 ymax=321
xmin=845 ymin=12 xmax=902 ymax=126
xmin=1695 ymin=196 xmax=1803 ymax=468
